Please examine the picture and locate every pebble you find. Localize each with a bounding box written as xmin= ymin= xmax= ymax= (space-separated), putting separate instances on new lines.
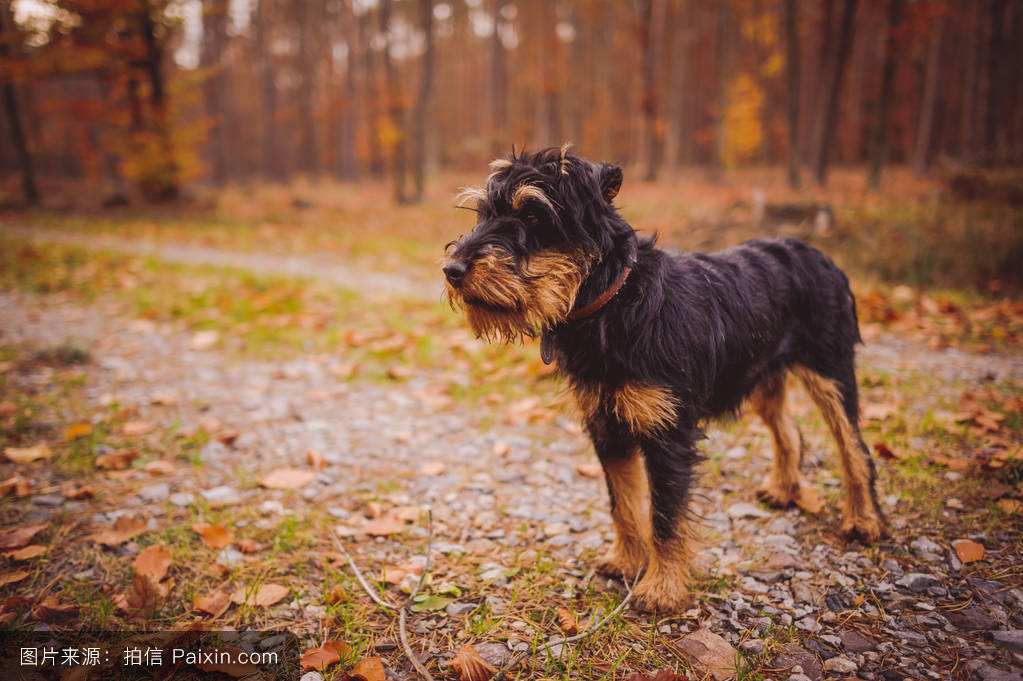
xmin=739 ymin=638 xmax=764 ymax=655
xmin=138 ymin=482 xmax=170 ymax=502
xmin=991 ymin=630 xmax=1023 ymax=654
xmin=896 ymin=573 xmax=939 ymax=593
xmin=169 ymin=492 xmax=194 ymax=507
xmin=299 ymin=673 xmax=324 ymax=681
xmin=201 ymin=485 xmax=242 ymax=507
xmin=727 ymin=502 xmax=771 ymax=519
xmin=31 ymin=494 xmax=64 ymax=507
xmin=823 ymin=656 xmax=858 ymax=673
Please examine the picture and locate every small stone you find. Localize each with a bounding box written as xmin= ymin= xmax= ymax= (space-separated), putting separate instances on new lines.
xmin=910 ymin=536 xmax=943 ymax=561
xmin=914 ymin=601 xmax=936 ymax=611
xmin=773 ymin=643 xmax=824 ymax=681
xmin=31 ymin=494 xmax=63 ymax=507
xmin=474 ymin=642 xmax=511 ymax=667
xmin=675 ymin=628 xmax=737 ymax=681
xmin=739 ymin=639 xmax=764 ymax=655
xmin=727 ymin=502 xmax=771 ymax=520
xmin=991 ymin=630 xmax=1023 ymax=654
xmin=217 ymin=547 xmax=244 ymax=567
xmin=966 ymin=660 xmax=1023 ymax=681
xmin=260 ymin=500 xmax=284 ymax=515
xmin=445 ymin=602 xmax=476 ymax=616
xmin=823 ymin=656 xmax=858 ymax=674
xmin=946 ymin=606 xmax=997 ymax=632
xmin=138 ymin=482 xmax=170 ymax=502
xmin=788 ymin=675 xmax=812 ymax=681
xmin=201 ymin=485 xmax=241 ymax=507
xmin=170 ymin=492 xmax=194 ymax=507
xmin=896 ymin=573 xmax=939 ymax=593
xmin=839 ymin=629 xmax=877 ymax=653
xmin=300 ymin=673 xmax=324 ymax=681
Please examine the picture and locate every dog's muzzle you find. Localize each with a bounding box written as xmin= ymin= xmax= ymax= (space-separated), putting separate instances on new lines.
xmin=442 ymin=259 xmax=469 ymax=286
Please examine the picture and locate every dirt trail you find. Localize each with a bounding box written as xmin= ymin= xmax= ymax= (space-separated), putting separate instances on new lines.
xmin=3 ymin=285 xmax=1022 ymax=679
xmin=3 ymin=226 xmax=440 ymax=300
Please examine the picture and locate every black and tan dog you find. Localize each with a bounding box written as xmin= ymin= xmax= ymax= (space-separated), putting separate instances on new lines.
xmin=442 ymin=146 xmax=883 ymax=611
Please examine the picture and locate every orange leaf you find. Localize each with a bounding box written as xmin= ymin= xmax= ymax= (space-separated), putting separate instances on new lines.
xmin=873 ymin=443 xmax=900 ymax=460
xmin=193 ymin=589 xmax=231 ymax=618
xmin=230 ymin=583 xmax=289 ymax=607
xmin=192 ymin=523 xmax=233 ymax=549
xmin=95 ymin=450 xmax=138 ymax=470
xmin=450 ymin=645 xmax=497 ymax=681
xmin=997 ymin=499 xmax=1021 ymax=514
xmin=0 ymin=523 xmax=47 ymax=550
xmin=259 ymin=467 xmax=317 ymax=490
xmin=133 ymin=545 xmax=172 ymax=582
xmin=122 ymin=420 xmax=154 ymax=436
xmin=3 ymin=544 xmax=46 ymax=561
xmin=348 ymin=656 xmax=386 ymax=681
xmin=953 ymin=539 xmax=985 ymax=564
xmin=90 ymin=516 xmax=147 ymax=546
xmin=32 ymin=596 xmax=77 ymax=622
xmin=557 ymin=607 xmax=579 ymax=634
xmin=4 ymin=443 xmax=52 ymax=463
xmin=300 ymin=640 xmax=350 ymax=671
xmin=64 ymin=422 xmax=93 ymax=441
xmin=0 ymin=571 xmax=30 ymax=587
xmin=363 ymin=515 xmax=406 ymax=537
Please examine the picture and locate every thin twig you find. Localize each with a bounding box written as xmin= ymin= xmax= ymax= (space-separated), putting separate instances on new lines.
xmin=491 ymin=573 xmax=640 ymax=681
xmin=331 ymin=509 xmax=436 ymax=681
xmin=397 ymin=510 xmax=436 ymax=681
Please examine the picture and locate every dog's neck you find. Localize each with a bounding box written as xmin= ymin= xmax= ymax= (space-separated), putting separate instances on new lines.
xmin=572 ymin=234 xmax=638 ymax=317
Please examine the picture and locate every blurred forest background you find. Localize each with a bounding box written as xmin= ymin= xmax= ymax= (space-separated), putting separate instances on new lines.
xmin=3 ymin=0 xmax=1023 ymax=201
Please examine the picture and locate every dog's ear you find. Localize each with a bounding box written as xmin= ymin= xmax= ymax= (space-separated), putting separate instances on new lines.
xmin=598 ymin=163 xmax=623 ymax=202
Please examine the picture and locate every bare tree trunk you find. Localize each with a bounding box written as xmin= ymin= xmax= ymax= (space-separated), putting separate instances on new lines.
xmin=713 ymin=0 xmax=730 ymax=173
xmin=540 ymin=0 xmax=562 ymax=146
xmin=338 ymin=0 xmax=359 ymax=180
xmin=254 ymin=0 xmax=281 ymax=180
xmin=783 ymin=0 xmax=801 ymax=189
xmin=295 ymin=0 xmax=318 ymax=175
xmin=0 ymin=3 xmax=38 ymax=205
xmin=984 ymin=0 xmax=1007 ymax=163
xmin=666 ymin=1 xmax=692 ymax=171
xmin=360 ymin=9 xmax=384 ymax=178
xmin=139 ymin=0 xmax=179 ymax=199
xmin=640 ymin=0 xmax=666 ymax=181
xmin=489 ymin=0 xmax=508 ymax=155
xmin=412 ymin=0 xmax=434 ymax=202
xmin=379 ymin=0 xmax=408 ymax=204
xmin=201 ymin=0 xmax=229 ymax=185
xmin=912 ymin=13 xmax=944 ymax=176
xmin=811 ymin=0 xmax=858 ymax=186
xmin=868 ymin=0 xmax=901 ymax=190
xmin=959 ymin=0 xmax=980 ymax=162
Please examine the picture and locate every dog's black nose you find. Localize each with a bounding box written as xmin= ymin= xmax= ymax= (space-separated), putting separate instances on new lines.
xmin=443 ymin=260 xmax=469 ymax=285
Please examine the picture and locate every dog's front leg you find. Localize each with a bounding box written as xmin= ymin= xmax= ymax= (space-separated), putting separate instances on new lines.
xmin=588 ymin=417 xmax=650 ymax=579
xmin=633 ymin=431 xmax=702 ymax=611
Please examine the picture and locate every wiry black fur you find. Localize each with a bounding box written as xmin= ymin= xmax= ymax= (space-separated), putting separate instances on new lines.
xmin=446 ymin=147 xmax=879 ymax=586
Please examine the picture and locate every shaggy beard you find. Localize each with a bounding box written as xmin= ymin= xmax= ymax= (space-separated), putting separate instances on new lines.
xmin=446 ymin=249 xmax=588 ymax=343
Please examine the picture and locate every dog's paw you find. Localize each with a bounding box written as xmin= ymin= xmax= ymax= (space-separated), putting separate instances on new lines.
xmin=632 ymin=570 xmax=690 ymax=612
xmin=756 ymin=479 xmax=798 ymax=508
xmin=597 ymin=544 xmax=645 ymax=580
xmin=840 ymin=513 xmax=885 ymax=543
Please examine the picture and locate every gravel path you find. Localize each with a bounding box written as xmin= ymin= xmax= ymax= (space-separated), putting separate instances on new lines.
xmin=3 ymin=287 xmax=1022 ymax=680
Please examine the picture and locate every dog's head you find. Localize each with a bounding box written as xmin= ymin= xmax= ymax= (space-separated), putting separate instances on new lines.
xmin=443 ymin=145 xmax=633 ymax=342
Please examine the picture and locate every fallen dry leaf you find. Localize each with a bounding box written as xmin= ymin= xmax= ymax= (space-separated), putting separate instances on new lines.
xmin=143 ymin=460 xmax=178 ymax=475
xmin=450 ymin=645 xmax=497 ymax=681
xmin=133 ymin=545 xmax=173 ymax=582
xmin=349 ymin=656 xmax=387 ymax=681
xmin=230 ymin=583 xmax=289 ymax=607
xmin=387 ymin=365 xmax=413 ymax=380
xmin=556 ymin=607 xmax=579 ymax=634
xmin=4 ymin=443 xmax=52 ymax=464
xmin=64 ymin=422 xmax=93 ymax=440
xmin=997 ymin=499 xmax=1021 ymax=514
xmin=95 ymin=450 xmax=138 ymax=470
xmin=363 ymin=515 xmax=406 ymax=537
xmin=0 ymin=571 xmax=30 ymax=587
xmin=3 ymin=545 xmax=46 ymax=561
xmin=122 ymin=420 xmax=154 ymax=437
xmin=873 ymin=442 xmax=901 ymax=461
xmin=236 ymin=539 xmax=261 ymax=554
xmin=90 ymin=516 xmax=147 ymax=546
xmin=216 ymin=428 xmax=240 ymax=446
xmin=0 ymin=523 xmax=47 ymax=550
xmin=575 ymin=462 xmax=603 ymax=478
xmin=953 ymin=539 xmax=986 ymax=564
xmin=0 ymin=476 xmax=32 ymax=497
xmin=192 ymin=522 xmax=233 ymax=549
xmin=117 ymin=574 xmax=167 ymax=615
xmin=307 ymin=449 xmax=325 ymax=469
xmin=259 ymin=467 xmax=316 ymax=490
xmin=193 ymin=589 xmax=231 ymax=618
xmin=31 ymin=596 xmax=77 ymax=622
xmin=300 ymin=640 xmax=350 ymax=671
xmin=61 ymin=482 xmax=95 ymax=499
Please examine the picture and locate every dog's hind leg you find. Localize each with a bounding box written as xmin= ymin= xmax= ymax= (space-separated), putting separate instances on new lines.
xmin=751 ymin=372 xmax=811 ymax=509
xmin=794 ymin=364 xmax=884 ymax=541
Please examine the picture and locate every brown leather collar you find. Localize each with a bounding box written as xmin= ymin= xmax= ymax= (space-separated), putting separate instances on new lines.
xmin=567 ymin=265 xmax=632 ymax=321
